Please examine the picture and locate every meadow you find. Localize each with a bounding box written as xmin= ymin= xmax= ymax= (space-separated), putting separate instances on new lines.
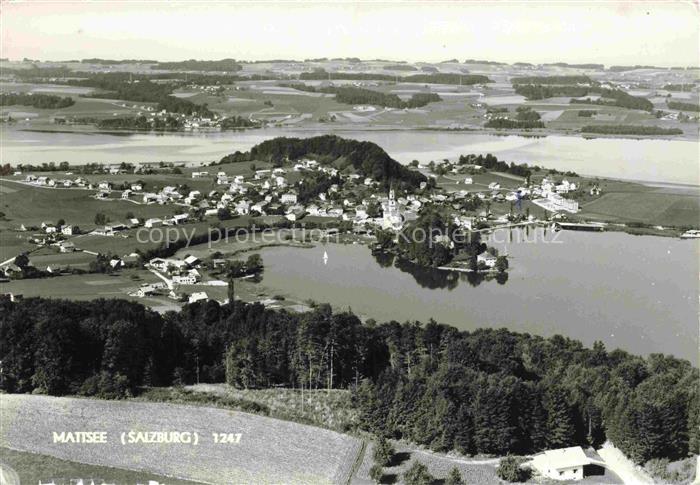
xmin=0 ymin=394 xmax=362 ymax=484
xmin=0 ymin=447 xmax=201 ymax=485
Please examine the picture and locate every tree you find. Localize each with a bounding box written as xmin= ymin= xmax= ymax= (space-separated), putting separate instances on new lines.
xmin=445 ymin=467 xmax=464 ymax=485
xmin=13 ymin=253 xmax=29 ymax=269
xmin=94 ymin=212 xmax=108 ymax=225
xmin=373 ymin=436 xmax=394 ymax=466
xmin=495 ymin=256 xmax=509 ymax=273
xmin=403 ymin=461 xmax=434 ymax=485
xmin=369 ymin=464 xmax=383 ymax=483
xmin=497 ymin=456 xmax=528 ymax=482
xmin=217 ymin=208 xmax=231 ymax=221
xmin=246 ymin=253 xmax=263 ymax=273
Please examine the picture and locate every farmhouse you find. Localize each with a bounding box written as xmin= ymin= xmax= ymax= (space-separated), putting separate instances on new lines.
xmin=145 ymin=218 xmax=163 ymax=228
xmin=188 ymin=291 xmax=209 ymax=303
xmin=59 ymin=241 xmax=76 ymax=253
xmin=192 ymin=171 xmax=209 ymax=178
xmin=531 ymin=446 xmax=600 ymax=481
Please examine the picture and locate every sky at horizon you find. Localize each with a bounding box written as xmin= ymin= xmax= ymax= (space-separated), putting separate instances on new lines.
xmin=1 ymin=2 xmax=699 ymax=67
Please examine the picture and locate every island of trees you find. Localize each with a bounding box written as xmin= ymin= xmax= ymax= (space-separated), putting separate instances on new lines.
xmin=1 ymin=296 xmax=696 ymax=467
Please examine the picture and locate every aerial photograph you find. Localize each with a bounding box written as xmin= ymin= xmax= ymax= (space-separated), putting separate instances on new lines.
xmin=0 ymin=2 xmax=698 ymax=484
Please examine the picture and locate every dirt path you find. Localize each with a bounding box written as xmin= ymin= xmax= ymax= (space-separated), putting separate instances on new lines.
xmin=598 ymin=442 xmax=654 ymax=484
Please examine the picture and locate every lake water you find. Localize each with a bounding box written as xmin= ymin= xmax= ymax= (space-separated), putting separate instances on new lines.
xmin=255 ymin=229 xmax=699 ymax=363
xmin=1 ymin=127 xmax=698 ymax=185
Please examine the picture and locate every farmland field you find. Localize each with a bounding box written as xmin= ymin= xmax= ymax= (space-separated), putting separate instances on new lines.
xmin=0 ymin=447 xmax=202 ymax=485
xmin=0 ymin=394 xmax=363 ymax=484
xmin=579 ymin=190 xmax=700 ymax=226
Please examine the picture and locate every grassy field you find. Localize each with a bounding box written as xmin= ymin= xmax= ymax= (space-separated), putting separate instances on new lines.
xmin=0 ymin=447 xmax=202 ymax=485
xmin=0 ymin=393 xmax=362 ymax=484
xmin=0 ymin=179 xmax=176 ymax=227
xmin=580 ymin=190 xmax=700 ymax=227
xmin=141 ymin=384 xmax=359 ymax=433
xmin=0 ymin=269 xmax=160 ymax=301
xmin=353 ymin=440 xmax=501 ymax=485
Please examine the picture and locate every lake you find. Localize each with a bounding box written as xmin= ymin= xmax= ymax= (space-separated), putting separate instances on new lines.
xmin=254 ymin=229 xmax=699 ymax=363
xmin=1 ymin=127 xmax=698 ymax=185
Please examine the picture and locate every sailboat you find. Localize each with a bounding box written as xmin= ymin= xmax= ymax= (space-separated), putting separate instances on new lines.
xmin=323 ymin=251 xmax=328 ymax=265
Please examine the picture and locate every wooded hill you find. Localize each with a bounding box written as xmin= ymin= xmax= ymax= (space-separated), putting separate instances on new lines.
xmin=221 ymin=135 xmax=428 ymax=190
xmin=1 ymin=297 xmax=697 ymax=466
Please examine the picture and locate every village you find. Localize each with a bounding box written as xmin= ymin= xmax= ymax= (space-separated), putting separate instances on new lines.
xmin=0 ymin=150 xmax=599 ymax=311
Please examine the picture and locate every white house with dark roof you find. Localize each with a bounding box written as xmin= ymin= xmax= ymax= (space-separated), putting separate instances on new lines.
xmin=531 ymin=446 xmax=601 ymax=481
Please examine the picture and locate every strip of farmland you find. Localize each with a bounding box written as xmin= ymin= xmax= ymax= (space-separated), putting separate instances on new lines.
xmin=0 ymin=394 xmax=362 ymax=484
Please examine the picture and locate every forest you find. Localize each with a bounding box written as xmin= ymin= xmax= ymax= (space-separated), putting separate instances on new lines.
xmin=220 ymin=135 xmax=427 ymax=190
xmin=0 ymin=92 xmax=75 ymax=109
xmin=0 ymin=296 xmax=696 ymax=466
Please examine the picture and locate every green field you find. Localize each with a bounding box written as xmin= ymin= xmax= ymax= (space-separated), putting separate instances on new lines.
xmin=0 ymin=447 xmax=201 ymax=485
xmin=0 ymin=394 xmax=362 ymax=484
xmin=580 ymin=190 xmax=700 ymax=227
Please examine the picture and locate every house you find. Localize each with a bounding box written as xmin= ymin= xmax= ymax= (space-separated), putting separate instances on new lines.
xmin=192 ymin=171 xmax=209 ymax=178
xmin=173 ymin=274 xmax=198 ymax=285
xmin=477 ymin=252 xmax=497 ymax=268
xmin=144 ymin=218 xmax=163 ymax=228
xmin=464 ymin=177 xmax=474 ymax=185
xmin=281 ymin=193 xmax=298 ymax=204
xmin=531 ymin=446 xmax=598 ymax=481
xmin=93 ymin=226 xmax=114 ymax=236
xmin=135 ymin=284 xmax=157 ymax=297
xmin=188 ymin=291 xmax=209 ymax=303
xmin=61 ymin=225 xmax=73 ymax=236
xmin=130 ymin=183 xmax=143 ymax=192
xmin=184 ymin=255 xmax=201 ymax=268
xmin=98 ymin=182 xmax=112 ymax=191
xmin=121 ymin=189 xmax=132 ymax=199
xmin=59 ymin=241 xmax=75 ymax=253
xmin=109 ymin=258 xmax=124 ymax=269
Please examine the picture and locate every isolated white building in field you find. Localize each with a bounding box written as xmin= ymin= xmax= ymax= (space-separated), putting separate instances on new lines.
xmin=531 ymin=446 xmax=595 ymax=481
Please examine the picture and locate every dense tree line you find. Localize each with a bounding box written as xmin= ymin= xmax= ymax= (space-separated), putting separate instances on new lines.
xmin=0 ymin=93 xmax=75 ymax=109
xmin=81 ymin=58 xmax=158 ymax=65
xmin=97 ymin=116 xmax=183 ymax=131
xmin=220 ymin=116 xmax=260 ymax=129
xmin=298 ymin=70 xmax=491 ymax=85
xmin=1 ymin=297 xmax=696 ymax=464
xmin=581 ymin=125 xmax=683 ymax=135
xmin=383 ymin=64 xmax=418 ymax=71
xmin=153 ymin=59 xmax=243 ymax=72
xmin=457 ymin=153 xmax=533 ymax=178
xmin=332 ymin=87 xmax=442 ymax=109
xmin=663 ymin=84 xmax=696 ymax=92
xmin=573 ymin=89 xmax=654 ymax=111
xmin=220 ymin=135 xmax=427 ymax=190
xmin=511 ymin=75 xmax=592 ymax=85
xmin=666 ymin=100 xmax=700 ymax=112
xmin=485 ymin=118 xmax=544 ymax=129
xmin=514 ymin=84 xmax=590 ymax=100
